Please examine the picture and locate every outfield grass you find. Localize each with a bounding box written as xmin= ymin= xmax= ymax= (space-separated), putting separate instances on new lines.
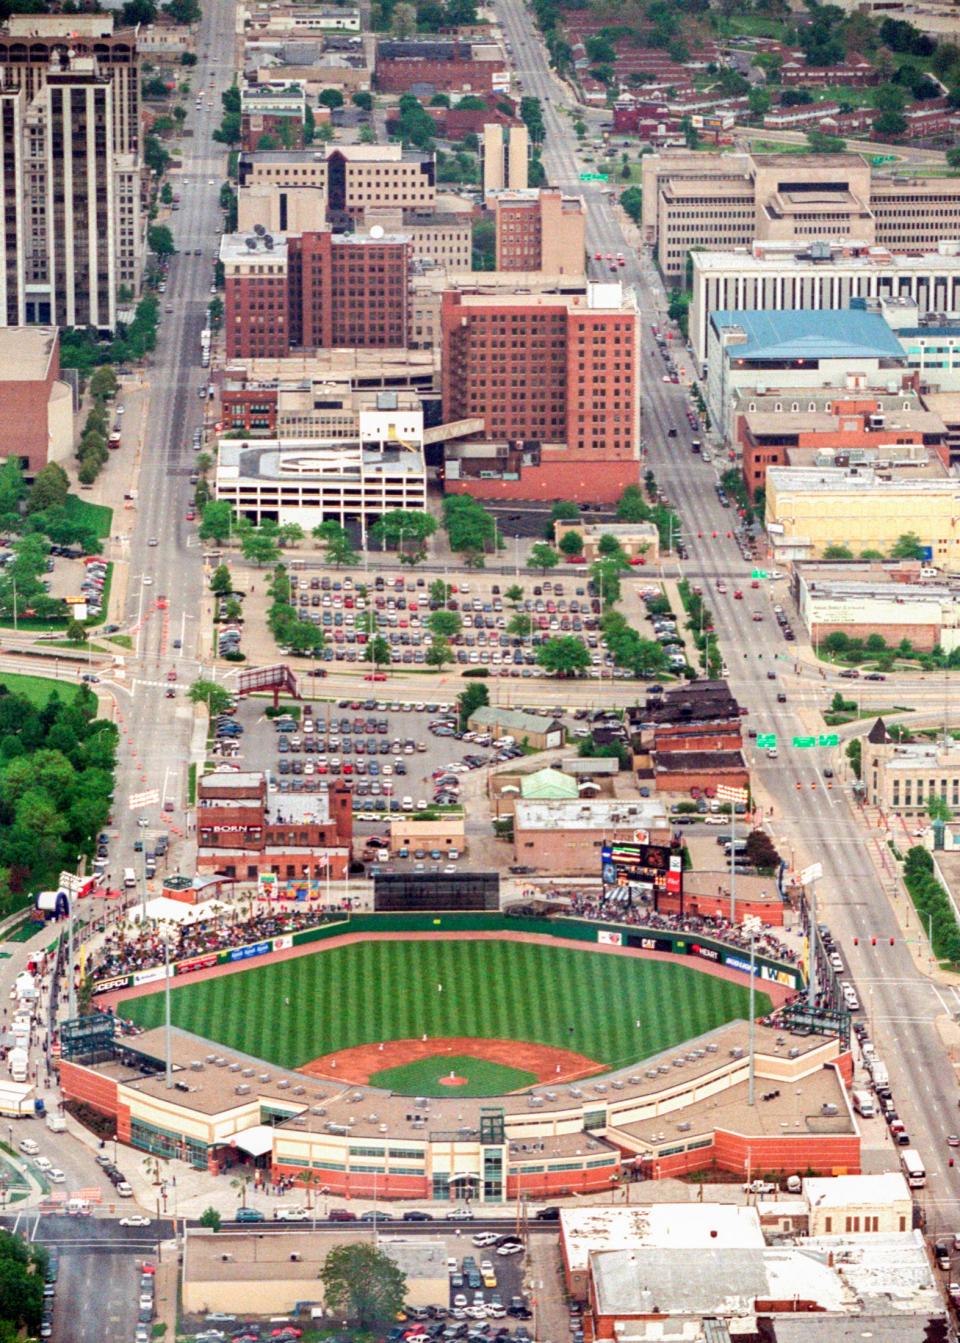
xmin=0 ymin=672 xmax=81 ymax=708
xmin=124 ymin=939 xmax=769 ymax=1079
xmin=369 ymin=1055 xmax=537 ymax=1098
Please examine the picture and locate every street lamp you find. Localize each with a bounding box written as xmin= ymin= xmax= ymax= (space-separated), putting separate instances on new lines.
xmin=743 ymin=915 xmax=762 ymax=1107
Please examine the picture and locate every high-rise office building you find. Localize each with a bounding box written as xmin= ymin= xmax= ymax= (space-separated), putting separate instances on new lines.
xmin=0 ymin=15 xmax=142 ymax=330
xmin=221 ymin=227 xmax=411 ymax=360
xmin=440 ymin=281 xmax=639 ymax=502
xmin=481 ymin=123 xmax=528 ymax=194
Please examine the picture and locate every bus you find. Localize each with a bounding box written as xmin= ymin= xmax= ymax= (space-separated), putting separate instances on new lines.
xmin=900 ymin=1148 xmax=925 ymax=1188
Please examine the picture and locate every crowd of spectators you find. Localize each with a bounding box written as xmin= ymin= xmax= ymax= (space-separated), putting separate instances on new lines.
xmin=91 ymin=903 xmax=342 ymax=981
xmin=560 ymin=890 xmax=799 ymax=965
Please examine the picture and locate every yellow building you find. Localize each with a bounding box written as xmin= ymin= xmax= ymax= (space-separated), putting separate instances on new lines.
xmin=765 ymin=466 xmax=960 ymax=570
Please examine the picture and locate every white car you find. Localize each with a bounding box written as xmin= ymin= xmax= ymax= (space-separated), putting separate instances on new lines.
xmin=18 ymin=1139 xmax=38 ymax=1156
xmin=34 ymin=1157 xmax=52 ymax=1172
xmin=703 ymin=815 xmax=725 ymax=826
xmin=472 ymin=1232 xmax=499 ymax=1247
xmin=48 ymin=1169 xmax=66 ymax=1183
xmin=497 ymin=1243 xmax=524 ymax=1256
xmin=273 ymin=1207 xmax=308 ymax=1222
xmin=120 ymin=1215 xmax=151 ymax=1227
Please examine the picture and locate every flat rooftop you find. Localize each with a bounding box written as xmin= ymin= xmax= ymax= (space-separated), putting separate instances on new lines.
xmin=219 ymin=234 xmax=288 ymax=264
xmin=0 ymin=326 xmax=57 ymax=382
xmin=767 ymin=466 xmax=960 ymax=494
xmin=216 ymin=441 xmax=425 ymax=482
xmin=694 ymin=246 xmax=960 ymax=273
xmin=803 ymin=1171 xmax=910 ymax=1207
xmin=513 ymin=799 xmax=669 ymax=831
xmin=744 ymin=409 xmax=945 ymax=436
xmin=183 ymin=1227 xmax=445 ymax=1286
xmin=560 ymin=1203 xmax=764 ymax=1274
xmin=102 ymin=1016 xmax=829 ymax=1133
xmin=608 ymin=1065 xmax=853 ymax=1150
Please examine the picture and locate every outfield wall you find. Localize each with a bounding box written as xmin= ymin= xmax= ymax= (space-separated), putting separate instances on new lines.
xmin=91 ymin=912 xmax=804 ymax=996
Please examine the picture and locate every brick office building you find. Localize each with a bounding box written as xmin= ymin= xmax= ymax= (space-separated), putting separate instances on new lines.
xmin=490 ymin=188 xmax=586 ymax=274
xmin=196 ymin=768 xmax=353 ymax=879
xmin=221 ymin=228 xmax=410 ymax=360
xmin=374 ymin=38 xmax=507 ymax=95
xmin=440 ymin=281 xmax=640 ymax=503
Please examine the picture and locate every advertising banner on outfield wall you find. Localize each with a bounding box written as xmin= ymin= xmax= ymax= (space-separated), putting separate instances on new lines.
xmin=227 ymin=940 xmax=271 ymax=963
xmin=133 ymin=966 xmax=170 ymax=987
xmin=177 ymin=954 xmax=219 ymax=976
xmin=273 ymin=935 xmax=293 ymax=951
xmin=597 ymin=930 xmax=623 ymax=946
xmin=92 ymin=974 xmax=132 ymax=995
xmin=626 ymin=933 xmax=674 ymax=954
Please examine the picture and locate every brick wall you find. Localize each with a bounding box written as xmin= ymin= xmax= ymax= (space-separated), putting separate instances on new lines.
xmin=376 ymin=56 xmax=504 ymax=93
xmin=654 ymin=764 xmax=750 ymax=793
xmin=0 ymin=360 xmax=57 ymax=475
xmin=60 ymin=1059 xmax=120 ymax=1119
xmin=445 ymin=458 xmax=638 ymax=505
xmin=811 ymin=621 xmax=939 ymax=653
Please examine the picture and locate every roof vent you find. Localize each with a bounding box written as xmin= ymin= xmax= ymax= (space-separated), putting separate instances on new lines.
xmin=277 ymin=1078 xmax=290 ymax=1089
xmin=259 ymin=1073 xmax=271 ymax=1082
xmin=213 ymin=1056 xmax=227 ymax=1067
xmin=244 ymin=236 xmax=257 ymax=250
xmin=235 ymin=1084 xmax=251 ymax=1096
xmin=190 ymin=1061 xmax=204 ymax=1072
xmin=229 ymin=1063 xmax=241 ymax=1073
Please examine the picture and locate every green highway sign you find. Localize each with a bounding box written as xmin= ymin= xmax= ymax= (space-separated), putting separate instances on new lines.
xmin=751 ymin=568 xmax=767 ymax=579
xmin=579 ymin=172 xmax=609 ymax=182
xmin=871 ymin=154 xmax=896 ymax=165
xmin=792 ymin=734 xmax=840 ymax=749
xmin=793 ymin=735 xmax=816 ymax=749
xmin=757 ymin=734 xmax=777 ymax=749
xmin=818 ymin=733 xmax=840 ymax=748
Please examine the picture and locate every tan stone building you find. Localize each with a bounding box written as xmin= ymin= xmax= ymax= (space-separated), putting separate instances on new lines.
xmin=489 ymin=188 xmax=585 ymax=275
xmin=642 ymin=149 xmax=960 ymax=281
xmin=802 ymin=1174 xmax=913 ymax=1237
xmin=238 ymin=144 xmax=436 ymax=218
xmin=863 ymin=718 xmax=960 ymax=816
xmin=551 ymin=519 xmax=659 ymax=564
xmin=388 ymin=815 xmax=465 ymax=856
xmin=765 ymin=466 xmax=960 ymax=570
xmin=481 ymin=122 xmax=528 ymax=193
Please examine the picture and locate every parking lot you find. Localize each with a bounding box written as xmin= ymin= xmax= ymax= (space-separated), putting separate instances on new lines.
xmin=235 ymin=566 xmax=677 ymax=681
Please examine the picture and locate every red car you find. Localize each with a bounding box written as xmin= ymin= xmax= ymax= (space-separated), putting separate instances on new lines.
xmin=166 ymin=670 xmax=177 ymax=682
xmin=364 ymin=672 xmax=387 ymax=682
xmin=186 ymin=509 xmax=196 ymax=521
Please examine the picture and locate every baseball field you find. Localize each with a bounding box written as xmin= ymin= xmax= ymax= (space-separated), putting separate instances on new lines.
xmin=121 ymin=937 xmax=770 ymax=1095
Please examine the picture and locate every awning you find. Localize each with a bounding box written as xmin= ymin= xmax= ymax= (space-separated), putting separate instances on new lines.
xmin=449 ymin=1171 xmax=480 ymax=1182
xmin=229 ymin=1125 xmax=276 ymax=1158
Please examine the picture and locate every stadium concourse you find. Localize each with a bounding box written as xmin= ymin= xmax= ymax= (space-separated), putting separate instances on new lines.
xmin=57 ymin=908 xmax=860 ymax=1204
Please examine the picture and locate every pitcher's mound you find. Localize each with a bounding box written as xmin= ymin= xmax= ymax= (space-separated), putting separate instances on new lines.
xmin=439 ymin=1073 xmax=468 ymax=1087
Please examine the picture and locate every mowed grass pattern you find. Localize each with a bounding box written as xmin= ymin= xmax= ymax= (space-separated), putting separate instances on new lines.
xmin=123 ymin=940 xmax=769 ymax=1074
xmin=369 ymin=1056 xmax=537 ymax=1098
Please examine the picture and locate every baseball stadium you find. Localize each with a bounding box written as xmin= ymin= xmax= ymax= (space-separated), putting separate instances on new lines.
xmin=59 ymin=913 xmax=859 ymax=1202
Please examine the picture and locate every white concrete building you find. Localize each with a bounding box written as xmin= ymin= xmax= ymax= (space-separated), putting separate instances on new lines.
xmin=802 ymin=1173 xmax=913 ymax=1236
xmin=691 ymin=239 xmax=960 ymax=366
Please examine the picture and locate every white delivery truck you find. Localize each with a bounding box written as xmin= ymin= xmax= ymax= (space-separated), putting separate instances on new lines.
xmin=0 ymin=1081 xmax=33 ymax=1118
xmin=45 ymin=1112 xmax=66 ymax=1134
xmin=852 ymin=1089 xmax=876 ymax=1118
xmin=8 ymin=1048 xmax=29 ymax=1083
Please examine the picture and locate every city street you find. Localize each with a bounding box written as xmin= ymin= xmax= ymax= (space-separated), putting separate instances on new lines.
xmin=495 ymin=0 xmax=960 ymax=1231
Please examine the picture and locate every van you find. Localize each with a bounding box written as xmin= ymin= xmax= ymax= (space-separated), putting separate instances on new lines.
xmin=852 ymin=1089 xmax=876 ymax=1118
xmin=123 ymin=867 xmax=136 ymax=889
xmin=235 ymin=1207 xmax=264 ymax=1223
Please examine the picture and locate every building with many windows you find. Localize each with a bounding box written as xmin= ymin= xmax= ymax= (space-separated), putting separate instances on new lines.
xmin=0 ymin=14 xmax=143 ymax=327
xmin=642 ymin=149 xmax=960 ymax=282
xmin=440 ymin=281 xmax=639 ymax=502
xmin=221 ymin=227 xmax=411 ymax=360
xmin=238 ymin=144 xmax=436 ymax=220
xmin=489 ymin=188 xmax=585 ymax=274
xmin=863 ymin=718 xmax=960 ymax=815
xmin=690 ymin=242 xmax=960 ymax=367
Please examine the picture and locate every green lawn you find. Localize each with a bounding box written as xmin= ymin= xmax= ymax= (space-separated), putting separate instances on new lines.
xmin=369 ymin=1055 xmax=537 ymax=1098
xmin=0 ymin=672 xmax=81 ymax=708
xmin=64 ymin=494 xmax=113 ymax=540
xmin=123 ymin=939 xmax=769 ymax=1083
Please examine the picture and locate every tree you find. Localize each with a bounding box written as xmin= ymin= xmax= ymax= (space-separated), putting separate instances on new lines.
xmin=537 ymin=636 xmax=591 ymax=678
xmin=27 ymin=463 xmax=69 ymax=515
xmin=352 ymin=91 xmax=374 ymax=111
xmin=617 ymin=485 xmax=651 ymax=523
xmin=805 ymin=130 xmax=846 ymax=153
xmin=874 ymin=109 xmax=907 ymax=137
xmin=927 ymin=796 xmax=952 ymax=825
xmin=428 ymin=609 xmax=461 ymax=639
xmin=597 ymin=533 xmax=624 ymax=559
xmin=199 ymin=1207 xmax=222 ymax=1232
xmin=745 ymin=829 xmax=780 ymax=871
xmin=891 ymin=531 xmax=923 ymax=559
xmin=277 ymin=522 xmax=304 ymax=548
xmin=508 ymin=613 xmax=532 ymax=639
xmin=199 ymin=500 xmax=235 ymax=543
xmin=365 ymin=635 xmax=391 ymax=667
xmin=89 ymin=365 xmax=118 ymax=400
xmin=430 ymin=579 xmax=453 ymax=605
xmin=319 ymin=88 xmax=344 ymax=110
xmin=147 ymin=224 xmax=176 ymax=257
xmin=558 ymin=530 xmax=584 ymax=556
xmin=458 ymin=680 xmax=488 ymax=729
xmin=66 ymin=619 xmax=87 ymax=645
xmin=528 ymin=543 xmax=559 ymax=573
xmin=590 ymin=558 xmax=623 ymax=606
xmin=426 ymin=637 xmax=452 ymax=669
xmin=748 ymin=87 xmax=771 ymax=118
xmin=209 ymin=565 xmax=233 ymax=597
xmin=823 ymin=544 xmax=853 ymax=560
xmin=189 ymin=680 xmax=233 ymax=716
xmin=164 ymin=0 xmax=201 ymax=21
xmin=620 ymin=186 xmax=642 ymax=224
xmin=320 ymin=1243 xmax=407 ymax=1333
xmin=505 ymin=584 xmax=524 ymax=605
xmin=241 ymin=531 xmax=280 ymax=567
xmin=370 ymin=509 xmax=437 ymax=559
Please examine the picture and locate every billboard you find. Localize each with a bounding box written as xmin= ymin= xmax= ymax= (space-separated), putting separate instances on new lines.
xmin=374 ymin=871 xmax=500 ymax=912
xmin=601 ymin=841 xmax=682 ymax=907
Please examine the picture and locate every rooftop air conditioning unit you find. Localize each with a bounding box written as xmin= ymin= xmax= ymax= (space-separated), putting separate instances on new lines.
xmin=235 ymin=1084 xmax=251 ymax=1096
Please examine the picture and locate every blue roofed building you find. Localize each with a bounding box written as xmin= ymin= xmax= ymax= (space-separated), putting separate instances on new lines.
xmin=706 ymin=307 xmax=907 ymax=430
